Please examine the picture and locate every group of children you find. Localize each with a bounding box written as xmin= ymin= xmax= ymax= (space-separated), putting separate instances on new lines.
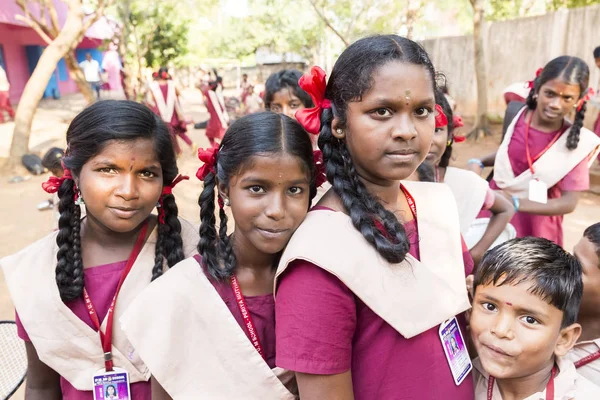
xmin=2 ymin=34 xmax=600 ymax=400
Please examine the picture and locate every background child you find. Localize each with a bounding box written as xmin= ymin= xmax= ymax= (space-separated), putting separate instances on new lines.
xmin=471 ymin=237 xmax=600 ymax=399
xmin=264 ymin=69 xmax=313 ymax=120
xmin=276 ymin=35 xmax=473 ymax=399
xmin=1 ymin=100 xmax=199 ymax=399
xmin=469 ymin=56 xmax=600 ymax=246
xmin=121 ymin=112 xmax=317 ymax=399
xmin=38 ymin=147 xmax=65 ymax=214
xmin=566 ymin=222 xmax=600 ymax=383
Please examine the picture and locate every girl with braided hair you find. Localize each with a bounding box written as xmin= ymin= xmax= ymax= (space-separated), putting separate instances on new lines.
xmin=469 ymin=56 xmax=600 ymax=246
xmin=274 ymin=35 xmax=475 ymax=399
xmin=0 ymin=100 xmax=198 ymax=399
xmin=121 ymin=112 xmax=321 ymax=399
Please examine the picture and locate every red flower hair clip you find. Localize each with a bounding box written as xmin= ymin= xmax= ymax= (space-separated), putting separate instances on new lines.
xmin=196 ymin=143 xmax=219 ymax=181
xmin=435 ymin=104 xmax=448 ymax=128
xmin=576 ymin=88 xmax=595 ymax=112
xmin=161 ymin=71 xmax=169 ymax=80
xmin=527 ymin=68 xmax=543 ymax=89
xmin=313 ymin=150 xmax=327 ymax=188
xmin=158 ymin=175 xmax=189 ymax=224
xmin=42 ymin=162 xmax=79 ymax=201
xmin=452 ymin=115 xmax=464 ymax=128
xmin=296 ymin=66 xmax=331 ymax=135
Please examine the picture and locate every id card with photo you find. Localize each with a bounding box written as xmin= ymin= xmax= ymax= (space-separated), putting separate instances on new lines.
xmin=439 ymin=317 xmax=473 ymax=386
xmin=528 ymin=179 xmax=548 ymax=204
xmin=93 ymin=367 xmax=131 ymax=400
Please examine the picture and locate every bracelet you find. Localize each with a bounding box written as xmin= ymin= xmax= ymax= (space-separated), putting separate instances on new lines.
xmin=511 ymin=195 xmax=520 ymax=211
xmin=468 ymin=158 xmax=485 ymax=169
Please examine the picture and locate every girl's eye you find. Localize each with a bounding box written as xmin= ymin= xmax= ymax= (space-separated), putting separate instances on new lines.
xmin=270 ymin=105 xmax=281 ymax=112
xmin=99 ymin=167 xmax=117 ymax=174
xmin=416 ymin=107 xmax=432 ymax=118
xmin=521 ymin=316 xmax=540 ymax=325
xmin=372 ymin=108 xmax=392 ymax=118
xmin=434 ymin=128 xmax=443 ymax=133
xmin=290 ymin=102 xmax=301 ymax=109
xmin=249 ymin=186 xmax=265 ymax=194
xmin=482 ymin=302 xmax=497 ymax=312
xmin=140 ymin=171 xmax=156 ymax=178
xmin=288 ymin=186 xmax=303 ymax=195
xmin=545 ymin=91 xmax=554 ymax=97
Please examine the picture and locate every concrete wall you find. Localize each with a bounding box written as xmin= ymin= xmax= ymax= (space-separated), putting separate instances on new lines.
xmin=421 ymin=5 xmax=600 ymax=119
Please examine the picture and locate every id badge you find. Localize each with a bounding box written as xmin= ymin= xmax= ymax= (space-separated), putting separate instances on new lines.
xmin=439 ymin=317 xmax=473 ymax=386
xmin=528 ymin=179 xmax=548 ymax=204
xmin=93 ymin=367 xmax=131 ymax=400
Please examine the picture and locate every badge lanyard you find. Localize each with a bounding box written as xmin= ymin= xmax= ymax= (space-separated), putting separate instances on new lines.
xmin=400 ymin=184 xmax=417 ymax=220
xmin=524 ymin=111 xmax=563 ymax=176
xmin=84 ymin=220 xmax=149 ymax=372
xmin=487 ymin=365 xmax=557 ymax=400
xmin=574 ymin=350 xmax=600 ymax=368
xmin=230 ymin=274 xmax=266 ymax=360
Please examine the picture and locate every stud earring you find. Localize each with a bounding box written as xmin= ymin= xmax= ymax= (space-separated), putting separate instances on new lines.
xmin=75 ymin=191 xmax=84 ymax=206
xmin=224 ymin=198 xmax=230 ymax=206
xmin=156 ymin=201 xmax=161 ymax=208
xmin=336 ymin=129 xmax=343 ymax=134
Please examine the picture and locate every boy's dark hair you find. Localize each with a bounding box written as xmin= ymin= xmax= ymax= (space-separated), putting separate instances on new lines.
xmin=319 ymin=34 xmax=438 ymax=264
xmin=593 ymin=46 xmax=600 ymax=59
xmin=584 ymin=222 xmax=600 ymax=261
xmin=264 ymin=69 xmax=313 ymax=110
xmin=41 ymin=147 xmax=65 ymax=171
xmin=525 ymin=55 xmax=590 ymax=150
xmin=198 ymin=112 xmax=316 ymax=281
xmin=474 ymin=237 xmax=583 ymax=328
xmin=435 ymin=88 xmax=454 ymax=169
xmin=57 ymin=100 xmax=184 ymax=301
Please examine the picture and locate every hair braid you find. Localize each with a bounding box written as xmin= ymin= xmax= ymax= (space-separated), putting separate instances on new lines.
xmin=151 ymin=194 xmax=184 ymax=281
xmin=567 ymin=102 xmax=585 ymax=150
xmin=198 ymin=171 xmax=220 ymax=278
xmin=55 ymin=179 xmax=84 ymax=302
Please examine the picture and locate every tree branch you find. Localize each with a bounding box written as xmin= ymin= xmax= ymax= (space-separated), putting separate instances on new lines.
xmin=308 ymin=0 xmax=349 ymax=47
xmin=43 ymin=0 xmax=62 ymax=34
xmin=16 ymin=0 xmax=54 ymax=38
xmin=14 ymin=15 xmax=53 ymax=45
xmin=82 ymin=0 xmax=116 ymax=31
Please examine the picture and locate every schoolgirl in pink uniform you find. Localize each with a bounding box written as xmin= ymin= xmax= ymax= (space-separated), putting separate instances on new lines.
xmin=1 ymin=101 xmax=199 ymax=399
xmin=275 ymin=35 xmax=474 ymax=399
xmin=470 ymin=56 xmax=600 ymax=246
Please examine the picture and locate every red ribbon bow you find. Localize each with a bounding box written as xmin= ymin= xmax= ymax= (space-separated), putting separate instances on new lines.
xmin=576 ymin=87 xmax=595 ymax=112
xmin=453 ymin=134 xmax=466 ymax=143
xmin=452 ymin=115 xmax=464 ymax=128
xmin=435 ymin=104 xmax=448 ymax=128
xmin=42 ymin=167 xmax=79 ymax=201
xmin=527 ymin=67 xmax=544 ymax=89
xmin=313 ymin=150 xmax=327 ymax=188
xmin=296 ymin=66 xmax=331 ymax=135
xmin=158 ymin=175 xmax=189 ymax=224
xmin=196 ymin=143 xmax=219 ymax=181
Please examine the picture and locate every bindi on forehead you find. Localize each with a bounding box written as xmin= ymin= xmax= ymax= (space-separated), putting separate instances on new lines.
xmin=404 ymin=90 xmax=411 ymax=105
xmin=129 ymin=157 xmax=136 ymax=172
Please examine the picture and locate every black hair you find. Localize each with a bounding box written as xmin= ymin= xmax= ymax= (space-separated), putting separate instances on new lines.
xmin=158 ymin=66 xmax=171 ymax=80
xmin=415 ymin=162 xmax=435 ymax=182
xmin=474 ymin=237 xmax=583 ymax=328
xmin=435 ymin=88 xmax=454 ymax=169
xmin=56 ymin=100 xmax=184 ymax=302
xmin=594 ymin=46 xmax=600 ymax=59
xmin=264 ymin=69 xmax=313 ymax=110
xmin=319 ymin=34 xmax=437 ymax=264
xmin=525 ymin=56 xmax=590 ymax=150
xmin=41 ymin=147 xmax=65 ymax=171
xmin=584 ymin=222 xmax=600 ymax=261
xmin=198 ymin=112 xmax=315 ymax=280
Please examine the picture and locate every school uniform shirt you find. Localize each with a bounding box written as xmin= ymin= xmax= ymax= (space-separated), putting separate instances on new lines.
xmin=79 ymin=59 xmax=101 ymax=83
xmin=473 ymin=356 xmax=600 ymax=399
xmin=565 ymin=338 xmax=600 ymax=385
xmin=276 ymin=212 xmax=475 ymax=399
xmin=490 ymin=112 xmax=593 ymax=246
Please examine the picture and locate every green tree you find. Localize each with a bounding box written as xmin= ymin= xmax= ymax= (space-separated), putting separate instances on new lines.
xmin=143 ymin=5 xmax=190 ymax=68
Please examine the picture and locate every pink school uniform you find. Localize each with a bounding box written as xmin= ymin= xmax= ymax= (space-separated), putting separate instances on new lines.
xmin=148 ymin=81 xmax=193 ymax=154
xmin=491 ymin=107 xmax=600 ymax=246
xmin=275 ymin=181 xmax=474 ymax=399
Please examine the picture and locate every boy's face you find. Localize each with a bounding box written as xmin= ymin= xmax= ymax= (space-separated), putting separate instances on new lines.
xmin=574 ymin=236 xmax=600 ymax=319
xmin=470 ymin=279 xmax=579 ymax=380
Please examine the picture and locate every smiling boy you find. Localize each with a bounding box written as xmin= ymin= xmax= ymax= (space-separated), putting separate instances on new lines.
xmin=470 ymin=237 xmax=600 ymax=399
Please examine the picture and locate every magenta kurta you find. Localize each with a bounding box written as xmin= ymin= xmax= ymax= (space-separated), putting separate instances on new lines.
xmin=16 ymin=261 xmax=151 ymax=400
xmin=490 ymin=112 xmax=590 ymax=246
xmin=275 ymin=214 xmax=475 ymax=400
xmin=204 ymin=88 xmax=226 ymax=142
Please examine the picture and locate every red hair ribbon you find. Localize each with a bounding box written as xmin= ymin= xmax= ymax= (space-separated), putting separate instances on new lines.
xmin=576 ymin=87 xmax=595 ymax=112
xmin=158 ymin=175 xmax=189 ymax=224
xmin=196 ymin=143 xmax=219 ymax=180
xmin=452 ymin=115 xmax=464 ymax=128
xmin=313 ymin=150 xmax=327 ymax=188
xmin=435 ymin=104 xmax=448 ymax=128
xmin=527 ymin=67 xmax=544 ymax=89
xmin=161 ymin=71 xmax=169 ymax=80
xmin=42 ymin=167 xmax=79 ymax=201
xmin=296 ymin=66 xmax=331 ymax=135
xmin=152 ymin=72 xmax=159 ymax=79
xmin=453 ymin=134 xmax=466 ymax=143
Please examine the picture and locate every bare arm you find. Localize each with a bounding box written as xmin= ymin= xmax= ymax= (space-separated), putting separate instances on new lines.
xmin=24 ymin=342 xmax=62 ymax=400
xmin=514 ymin=190 xmax=580 ymax=216
xmin=296 ymin=371 xmax=354 ymax=400
xmin=469 ymin=192 xmax=514 ymax=266
xmin=467 ymin=151 xmax=497 ymax=174
xmin=151 ymin=376 xmax=173 ymax=400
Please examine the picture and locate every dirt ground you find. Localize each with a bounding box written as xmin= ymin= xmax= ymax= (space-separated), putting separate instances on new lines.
xmin=1 ymin=90 xmax=599 ymax=398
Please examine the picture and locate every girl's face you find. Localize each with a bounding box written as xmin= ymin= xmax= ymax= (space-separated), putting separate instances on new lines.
xmin=535 ymin=78 xmax=580 ymax=125
xmin=76 ymin=138 xmax=163 ymax=233
xmin=269 ymin=88 xmax=306 ymax=120
xmin=220 ymin=152 xmax=311 ymax=257
xmin=425 ymin=122 xmax=449 ymax=167
xmin=335 ymin=61 xmax=435 ymax=184
xmin=574 ymin=236 xmax=600 ymax=319
xmin=107 ymin=386 xmax=115 ymax=395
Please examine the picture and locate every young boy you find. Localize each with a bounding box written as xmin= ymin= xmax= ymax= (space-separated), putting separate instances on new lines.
xmin=470 ymin=237 xmax=600 ymax=399
xmin=565 ymin=223 xmax=600 ymax=385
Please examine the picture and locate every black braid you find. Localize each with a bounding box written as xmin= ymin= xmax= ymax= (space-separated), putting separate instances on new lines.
xmin=567 ymin=102 xmax=585 ymax=150
xmin=318 ymin=108 xmax=410 ymax=263
xmin=151 ymin=194 xmax=184 ymax=281
xmin=526 ymin=86 xmax=537 ymax=110
xmin=55 ymin=180 xmax=84 ymax=302
xmin=198 ymin=171 xmax=221 ymax=279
